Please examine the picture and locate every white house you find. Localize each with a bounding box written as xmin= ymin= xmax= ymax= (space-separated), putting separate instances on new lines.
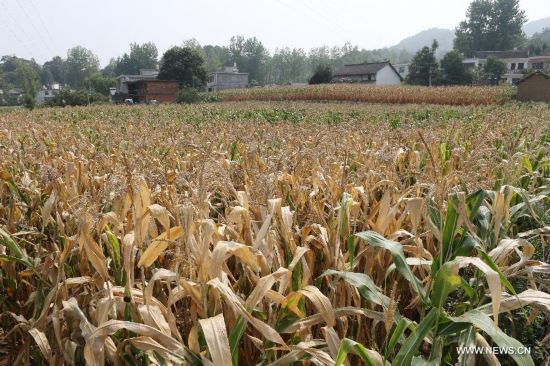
xmin=463 ymin=50 xmax=530 ymax=85
xmin=333 ymin=61 xmax=402 ymax=85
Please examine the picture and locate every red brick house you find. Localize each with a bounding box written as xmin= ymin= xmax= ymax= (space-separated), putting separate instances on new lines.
xmin=517 ymin=71 xmax=550 ymax=103
xmin=126 ymin=80 xmax=180 ymax=103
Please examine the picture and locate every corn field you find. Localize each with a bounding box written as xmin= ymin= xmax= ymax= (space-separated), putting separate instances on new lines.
xmin=0 ymin=101 xmax=549 ymax=365
xmin=217 ymin=85 xmax=514 ymax=106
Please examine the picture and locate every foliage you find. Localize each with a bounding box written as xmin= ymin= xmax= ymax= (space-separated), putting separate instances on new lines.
xmin=455 ymin=0 xmax=527 ymax=56
xmin=158 ymin=46 xmax=207 ymax=87
xmin=113 ymin=42 xmax=159 ymax=76
xmin=65 ymin=46 xmax=100 ymax=88
xmin=482 ymin=56 xmax=507 ymax=84
xmin=309 ymin=64 xmax=333 ymax=84
xmin=528 ymin=28 xmax=550 ymax=56
xmin=0 ymin=102 xmax=549 ymax=364
xmin=46 ymin=88 xmax=108 ymax=106
xmin=85 ymin=73 xmax=116 ymax=96
xmin=440 ymin=50 xmax=472 ymax=85
xmin=177 ymin=87 xmax=201 ymax=104
xmin=406 ymin=40 xmax=439 ymax=86
xmin=15 ymin=61 xmax=39 ymax=109
xmin=43 ymin=56 xmax=67 ymax=84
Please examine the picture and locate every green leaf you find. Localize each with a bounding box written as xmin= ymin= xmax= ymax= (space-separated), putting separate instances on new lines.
xmin=0 ymin=228 xmax=33 ymax=268
xmin=449 ymin=310 xmax=534 ymax=366
xmin=431 ymin=263 xmax=461 ymax=309
xmin=441 ymin=196 xmax=459 ymax=263
xmin=356 ymin=231 xmax=429 ymax=305
xmin=393 ymin=308 xmax=439 ymax=366
xmin=319 ymin=270 xmax=389 ymax=307
xmin=385 ymin=318 xmax=409 ymax=357
xmin=335 ymin=338 xmax=377 ymax=366
xmin=229 ymin=316 xmax=247 ymax=366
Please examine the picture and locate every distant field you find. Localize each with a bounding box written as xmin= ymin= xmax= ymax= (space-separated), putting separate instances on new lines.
xmin=0 ymin=102 xmax=549 ymax=365
xmin=216 ymin=84 xmax=515 ymax=105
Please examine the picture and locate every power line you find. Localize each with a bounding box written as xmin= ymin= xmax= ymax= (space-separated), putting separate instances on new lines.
xmin=0 ymin=1 xmax=44 ymax=60
xmin=13 ymin=0 xmax=55 ymax=58
xmin=27 ymin=0 xmax=60 ymax=57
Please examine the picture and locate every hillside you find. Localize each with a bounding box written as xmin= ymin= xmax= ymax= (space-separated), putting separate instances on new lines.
xmin=523 ymin=17 xmax=550 ymax=37
xmin=390 ymin=28 xmax=455 ymax=58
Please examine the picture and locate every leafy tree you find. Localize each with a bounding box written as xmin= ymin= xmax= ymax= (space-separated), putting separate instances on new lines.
xmin=455 ymin=0 xmax=526 ymax=56
xmin=229 ymin=36 xmax=268 ymax=85
xmin=113 ymin=42 xmax=158 ymax=76
xmin=65 ymin=46 xmax=100 ymax=88
xmin=16 ymin=61 xmax=40 ymax=109
xmin=43 ymin=56 xmax=66 ymax=84
xmin=158 ymin=47 xmax=206 ymax=87
xmin=440 ymin=51 xmax=472 ymax=85
xmin=203 ymin=44 xmax=230 ymax=74
xmin=86 ymin=73 xmax=116 ymax=95
xmin=406 ymin=40 xmax=439 ymax=86
xmin=308 ymin=64 xmax=332 ymax=84
xmin=481 ymin=56 xmax=507 ymax=84
xmin=47 ymin=89 xmax=107 ymax=107
xmin=528 ymin=28 xmax=550 ymax=56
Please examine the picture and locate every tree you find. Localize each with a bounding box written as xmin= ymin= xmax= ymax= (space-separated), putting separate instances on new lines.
xmin=158 ymin=47 xmax=206 ymax=88
xmin=308 ymin=64 xmax=332 ymax=84
xmin=113 ymin=42 xmax=158 ymax=76
xmin=86 ymin=73 xmax=115 ymax=95
xmin=455 ymin=0 xmax=526 ymax=56
xmin=481 ymin=56 xmax=506 ymax=84
xmin=528 ymin=28 xmax=550 ymax=56
xmin=440 ymin=51 xmax=472 ymax=85
xmin=229 ymin=36 xmax=268 ymax=85
xmin=43 ymin=56 xmax=66 ymax=84
xmin=16 ymin=61 xmax=39 ymax=109
xmin=406 ymin=40 xmax=439 ymax=86
xmin=65 ymin=46 xmax=100 ymax=88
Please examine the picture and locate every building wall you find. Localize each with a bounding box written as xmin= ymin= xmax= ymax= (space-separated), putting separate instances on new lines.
xmin=517 ymin=75 xmax=550 ymax=102
xmin=207 ymin=73 xmax=248 ymax=92
xmin=144 ymin=81 xmax=179 ymax=103
xmin=376 ymin=66 xmax=402 ymax=85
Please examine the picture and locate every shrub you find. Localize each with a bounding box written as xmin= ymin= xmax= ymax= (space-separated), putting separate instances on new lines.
xmin=47 ymin=89 xmax=108 ymax=107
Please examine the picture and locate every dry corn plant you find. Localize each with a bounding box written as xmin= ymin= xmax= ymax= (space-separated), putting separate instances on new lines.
xmin=0 ymin=102 xmax=549 ymax=365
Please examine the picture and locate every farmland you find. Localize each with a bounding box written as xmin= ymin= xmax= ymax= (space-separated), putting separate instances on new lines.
xmin=216 ymin=84 xmax=515 ymax=106
xmin=0 ymin=100 xmax=550 ymax=365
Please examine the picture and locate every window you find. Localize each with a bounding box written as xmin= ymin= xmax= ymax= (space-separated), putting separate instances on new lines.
xmin=511 ymin=63 xmax=516 ymax=70
xmin=532 ymin=62 xmax=543 ymax=70
xmin=518 ymin=63 xmax=524 ymax=70
xmin=368 ymin=74 xmax=372 ymax=81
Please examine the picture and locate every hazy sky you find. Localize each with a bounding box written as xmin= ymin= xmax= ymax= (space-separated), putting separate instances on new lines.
xmin=1 ymin=0 xmax=548 ymax=66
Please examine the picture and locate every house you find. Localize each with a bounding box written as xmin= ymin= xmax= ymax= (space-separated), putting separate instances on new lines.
xmin=125 ymin=79 xmax=180 ymax=103
xmin=333 ymin=61 xmax=402 ymax=85
xmin=517 ymin=71 xmax=550 ymax=103
xmin=463 ymin=50 xmax=530 ymax=85
xmin=207 ymin=63 xmax=249 ymax=92
xmin=35 ymin=83 xmax=60 ymax=105
xmin=115 ymin=69 xmax=179 ymax=103
xmin=528 ymin=55 xmax=550 ymax=72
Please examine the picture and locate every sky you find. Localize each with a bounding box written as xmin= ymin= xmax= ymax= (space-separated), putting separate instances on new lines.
xmin=0 ymin=0 xmax=548 ymax=66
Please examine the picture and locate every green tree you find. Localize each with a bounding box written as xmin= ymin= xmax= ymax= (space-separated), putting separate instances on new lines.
xmin=455 ymin=0 xmax=526 ymax=56
xmin=114 ymin=42 xmax=158 ymax=76
xmin=440 ymin=51 xmax=472 ymax=85
xmin=528 ymin=28 xmax=550 ymax=56
xmin=308 ymin=64 xmax=332 ymax=84
xmin=481 ymin=56 xmax=507 ymax=84
xmin=65 ymin=46 xmax=100 ymax=88
xmin=16 ymin=61 xmax=39 ymax=109
xmin=43 ymin=56 xmax=66 ymax=84
xmin=86 ymin=73 xmax=116 ymax=95
xmin=158 ymin=47 xmax=206 ymax=87
xmin=229 ymin=36 xmax=268 ymax=85
xmin=406 ymin=40 xmax=439 ymax=86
